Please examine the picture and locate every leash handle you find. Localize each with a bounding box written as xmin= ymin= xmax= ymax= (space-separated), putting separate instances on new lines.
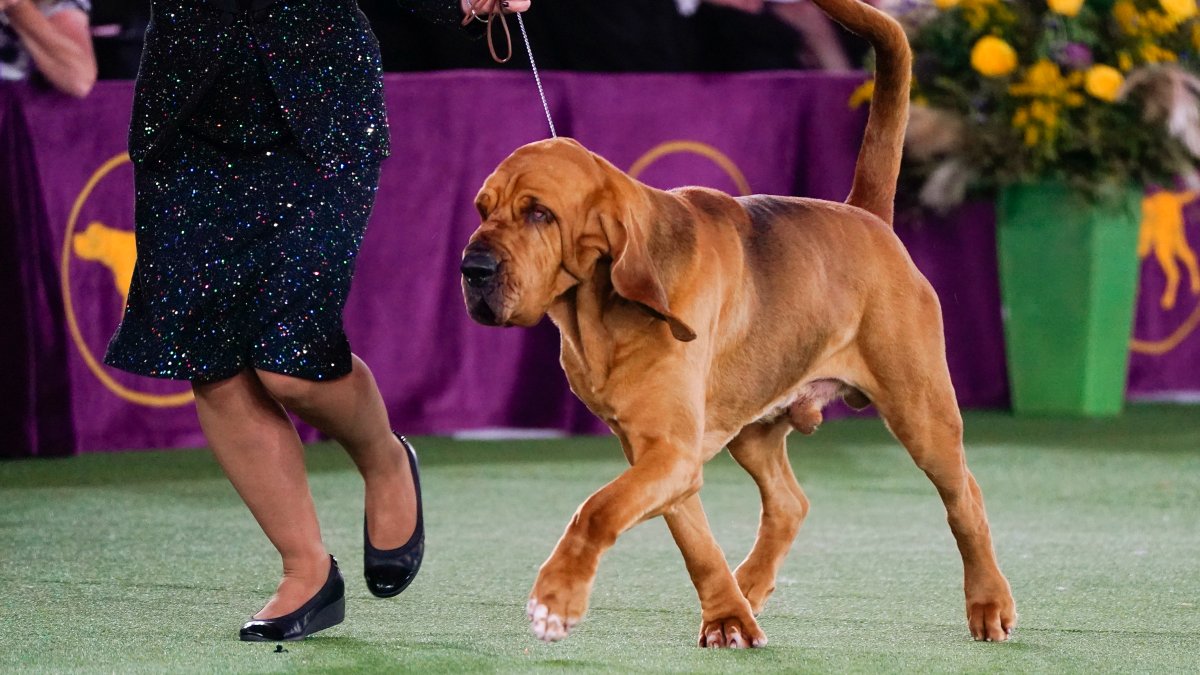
xmin=484 ymin=10 xmax=513 ymax=63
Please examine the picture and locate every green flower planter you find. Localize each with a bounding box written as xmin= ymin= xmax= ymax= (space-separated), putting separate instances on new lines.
xmin=996 ymin=181 xmax=1142 ymax=417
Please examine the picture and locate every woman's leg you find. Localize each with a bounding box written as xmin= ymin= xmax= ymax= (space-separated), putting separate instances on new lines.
xmin=256 ymin=355 xmax=417 ymax=549
xmin=193 ymin=371 xmax=330 ymax=619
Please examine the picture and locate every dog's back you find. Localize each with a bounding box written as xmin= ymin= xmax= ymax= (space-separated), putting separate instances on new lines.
xmin=686 ymin=193 xmax=932 ymax=426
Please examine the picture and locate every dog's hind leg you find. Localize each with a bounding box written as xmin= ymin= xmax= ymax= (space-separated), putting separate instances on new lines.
xmin=727 ymin=419 xmax=809 ymax=615
xmin=663 ymin=494 xmax=767 ymax=648
xmin=861 ymin=314 xmax=1017 ymax=641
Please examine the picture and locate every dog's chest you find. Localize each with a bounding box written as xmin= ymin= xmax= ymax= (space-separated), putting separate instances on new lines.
xmin=559 ymin=348 xmax=619 ymax=422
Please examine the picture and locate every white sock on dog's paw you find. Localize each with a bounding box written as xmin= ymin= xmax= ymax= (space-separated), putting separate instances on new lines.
xmin=527 ymin=599 xmax=571 ymax=642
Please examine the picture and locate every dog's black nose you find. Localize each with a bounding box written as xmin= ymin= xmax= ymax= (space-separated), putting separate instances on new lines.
xmin=461 ymin=248 xmax=500 ymax=288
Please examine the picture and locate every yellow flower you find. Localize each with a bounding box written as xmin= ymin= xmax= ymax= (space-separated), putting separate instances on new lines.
xmin=961 ymin=0 xmax=1014 ymax=30
xmin=1142 ymin=43 xmax=1179 ymax=63
xmin=1010 ymin=60 xmax=1068 ymax=96
xmin=848 ymin=79 xmax=875 ymax=108
xmin=1084 ymin=65 xmax=1125 ymax=101
xmin=1030 ymin=100 xmax=1056 ymax=123
xmin=1113 ymin=0 xmax=1140 ymax=34
xmin=971 ymin=36 xmax=1019 ymax=77
xmin=1047 ymin=0 xmax=1085 ymax=17
xmin=1028 ymin=61 xmax=1060 ymax=89
xmin=934 ymin=0 xmax=960 ymax=8
xmin=1160 ymin=0 xmax=1198 ymax=21
xmin=1118 ymin=51 xmax=1135 ymax=71
xmin=1145 ymin=9 xmax=1180 ymax=34
xmin=1011 ymin=98 xmax=1063 ymax=148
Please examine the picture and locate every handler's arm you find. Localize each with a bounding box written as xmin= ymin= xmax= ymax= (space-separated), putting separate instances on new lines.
xmin=3 ymin=1 xmax=97 ymax=98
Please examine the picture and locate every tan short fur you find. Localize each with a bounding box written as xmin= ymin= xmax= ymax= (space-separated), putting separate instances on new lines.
xmin=461 ymin=0 xmax=1015 ymax=648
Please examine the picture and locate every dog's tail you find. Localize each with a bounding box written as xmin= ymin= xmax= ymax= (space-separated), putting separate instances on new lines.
xmin=812 ymin=0 xmax=911 ymax=226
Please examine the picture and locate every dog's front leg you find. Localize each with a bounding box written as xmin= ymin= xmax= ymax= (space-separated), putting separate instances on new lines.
xmin=527 ymin=431 xmax=703 ymax=643
xmin=663 ymin=494 xmax=767 ymax=648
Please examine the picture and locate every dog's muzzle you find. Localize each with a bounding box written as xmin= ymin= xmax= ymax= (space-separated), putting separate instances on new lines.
xmin=461 ymin=243 xmax=504 ymax=326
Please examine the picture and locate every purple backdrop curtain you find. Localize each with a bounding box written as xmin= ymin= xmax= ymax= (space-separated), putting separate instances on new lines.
xmin=2 ymin=84 xmax=77 ymax=457
xmin=3 ymin=72 xmax=1198 ymax=458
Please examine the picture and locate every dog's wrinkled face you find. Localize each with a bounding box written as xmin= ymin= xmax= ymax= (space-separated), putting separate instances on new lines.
xmin=461 ymin=138 xmax=610 ymax=328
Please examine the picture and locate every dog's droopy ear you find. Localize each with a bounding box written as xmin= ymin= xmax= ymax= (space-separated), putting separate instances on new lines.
xmin=599 ymin=205 xmax=697 ymax=342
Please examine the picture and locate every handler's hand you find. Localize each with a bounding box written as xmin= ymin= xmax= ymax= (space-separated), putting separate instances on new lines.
xmin=702 ymin=0 xmax=765 ymax=12
xmin=461 ymin=0 xmax=531 ymax=25
xmin=0 ymin=0 xmax=29 ymax=12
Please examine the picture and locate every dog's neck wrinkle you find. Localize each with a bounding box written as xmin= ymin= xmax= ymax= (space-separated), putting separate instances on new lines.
xmin=549 ymin=274 xmax=615 ymax=394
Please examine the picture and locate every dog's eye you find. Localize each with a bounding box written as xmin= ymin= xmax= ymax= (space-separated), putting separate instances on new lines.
xmin=476 ymin=194 xmax=494 ymax=220
xmin=526 ymin=206 xmax=553 ymax=225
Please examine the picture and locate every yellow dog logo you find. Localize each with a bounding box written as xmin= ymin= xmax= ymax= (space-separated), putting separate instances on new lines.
xmin=72 ymin=221 xmax=136 ymax=304
xmin=1139 ymin=191 xmax=1200 ymax=310
xmin=1130 ymin=190 xmax=1200 ymax=355
xmin=64 ymin=152 xmax=193 ymax=407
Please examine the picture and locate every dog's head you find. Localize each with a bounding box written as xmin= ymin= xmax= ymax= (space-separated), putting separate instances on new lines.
xmin=461 ymin=137 xmax=696 ymax=341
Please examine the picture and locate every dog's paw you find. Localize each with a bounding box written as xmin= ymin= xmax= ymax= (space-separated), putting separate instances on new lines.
xmin=733 ymin=563 xmax=776 ymax=616
xmin=526 ymin=566 xmax=593 ymax=643
xmin=967 ymin=591 xmax=1017 ymax=642
xmin=526 ymin=598 xmax=579 ymax=643
xmin=698 ymin=613 xmax=767 ymax=649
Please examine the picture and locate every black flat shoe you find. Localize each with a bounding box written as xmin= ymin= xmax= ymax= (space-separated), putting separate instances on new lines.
xmin=364 ymin=434 xmax=424 ymax=598
xmin=239 ymin=555 xmax=345 ymax=642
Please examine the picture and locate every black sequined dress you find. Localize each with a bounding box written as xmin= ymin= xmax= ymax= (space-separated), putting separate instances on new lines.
xmin=104 ymin=4 xmax=382 ymax=382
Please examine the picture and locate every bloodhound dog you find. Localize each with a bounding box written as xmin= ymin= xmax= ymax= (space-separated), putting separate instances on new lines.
xmin=460 ymin=0 xmax=1016 ymax=648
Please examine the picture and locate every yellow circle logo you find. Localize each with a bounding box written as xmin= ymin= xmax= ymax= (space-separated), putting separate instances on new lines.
xmin=1131 ymin=301 xmax=1200 ymax=355
xmin=62 ymin=153 xmax=194 ymax=407
xmin=628 ymin=141 xmax=752 ymax=196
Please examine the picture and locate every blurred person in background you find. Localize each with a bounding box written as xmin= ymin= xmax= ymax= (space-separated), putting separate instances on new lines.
xmin=767 ymin=0 xmax=870 ymax=70
xmin=89 ymin=0 xmax=148 ymax=79
xmin=694 ymin=0 xmax=863 ymax=71
xmin=687 ymin=0 xmax=804 ymax=71
xmin=361 ymin=0 xmax=861 ymax=73
xmin=360 ymin=0 xmax=698 ymax=71
xmin=509 ymin=0 xmax=699 ymax=71
xmin=0 ymin=0 xmax=96 ymax=97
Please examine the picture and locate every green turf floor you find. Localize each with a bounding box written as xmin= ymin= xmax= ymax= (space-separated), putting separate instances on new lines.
xmin=1 ymin=405 xmax=1198 ymax=673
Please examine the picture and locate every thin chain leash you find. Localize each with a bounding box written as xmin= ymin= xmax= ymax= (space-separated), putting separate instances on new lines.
xmin=472 ymin=2 xmax=557 ymax=139
xmin=515 ymin=13 xmax=556 ymax=138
